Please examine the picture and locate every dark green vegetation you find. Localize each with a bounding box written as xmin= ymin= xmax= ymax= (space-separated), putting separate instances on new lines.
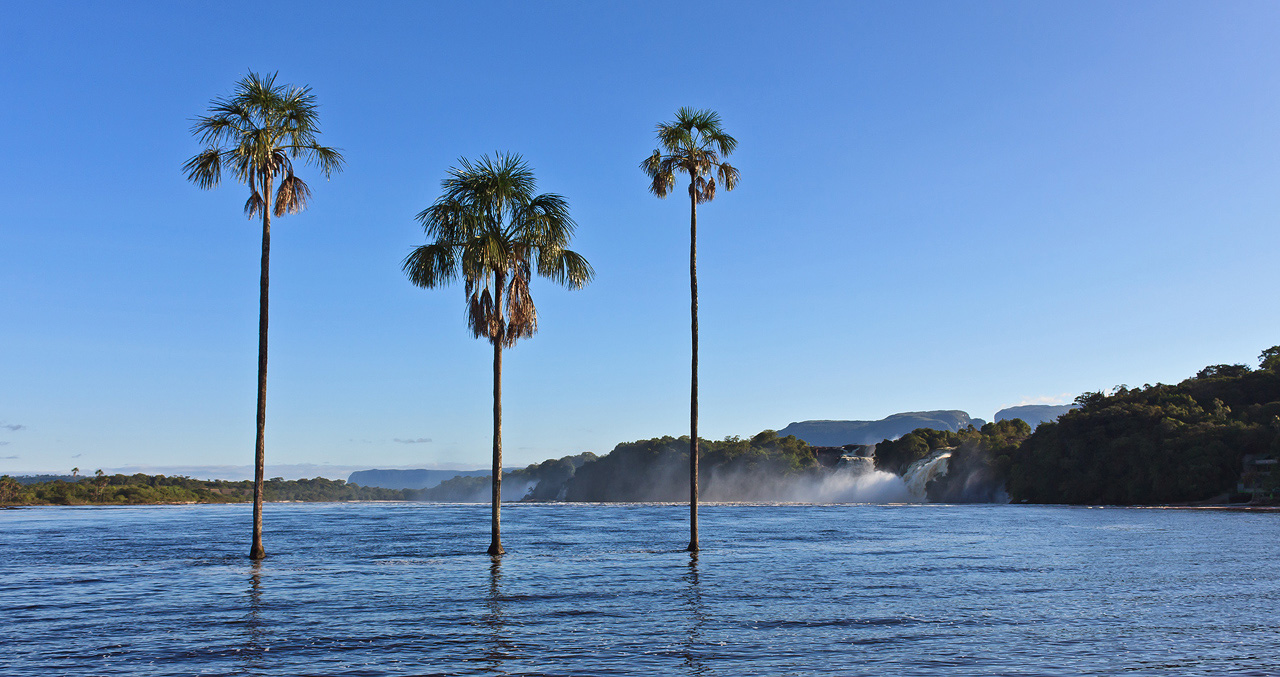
xmin=1007 ymin=348 xmax=1280 ymax=505
xmin=873 ymin=419 xmax=1030 ymax=476
xmin=0 ymin=473 xmax=409 ymax=506
xmin=403 ymin=153 xmax=593 ymax=556
xmin=641 ymin=107 xmax=740 ymax=551
xmin=347 ymin=468 xmax=490 ymax=490
xmin=185 ymin=71 xmax=344 ymax=560
xmin=873 ymin=419 xmax=1033 ymax=503
xmin=861 ymin=347 xmax=1280 ymax=504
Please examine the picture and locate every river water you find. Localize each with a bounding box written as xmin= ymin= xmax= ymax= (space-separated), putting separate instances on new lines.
xmin=2 ymin=503 xmax=1278 ymax=676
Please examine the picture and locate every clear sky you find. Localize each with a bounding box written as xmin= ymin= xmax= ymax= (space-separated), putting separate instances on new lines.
xmin=3 ymin=1 xmax=1280 ymax=478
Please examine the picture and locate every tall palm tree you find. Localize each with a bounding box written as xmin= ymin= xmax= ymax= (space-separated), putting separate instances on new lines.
xmin=184 ymin=71 xmax=343 ymax=560
xmin=641 ymin=108 xmax=739 ymax=553
xmin=403 ymin=153 xmax=592 ymax=556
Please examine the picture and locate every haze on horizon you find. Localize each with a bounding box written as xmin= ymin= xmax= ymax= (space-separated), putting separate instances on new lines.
xmin=3 ymin=1 xmax=1279 ymax=476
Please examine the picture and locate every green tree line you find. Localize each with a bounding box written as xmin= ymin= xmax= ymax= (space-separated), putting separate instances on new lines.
xmin=0 ymin=473 xmax=411 ymax=506
xmin=1006 ymin=348 xmax=1280 ymax=504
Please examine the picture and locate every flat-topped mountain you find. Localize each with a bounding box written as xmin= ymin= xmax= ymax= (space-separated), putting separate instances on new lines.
xmin=994 ymin=404 xmax=1076 ymax=428
xmin=777 ymin=410 xmax=984 ymax=446
xmin=347 ymin=468 xmax=490 ymax=490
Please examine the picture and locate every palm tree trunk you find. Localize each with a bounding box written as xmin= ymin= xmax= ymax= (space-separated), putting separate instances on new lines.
xmin=489 ymin=271 xmax=505 ymax=557
xmin=688 ymin=189 xmax=699 ymax=553
xmin=250 ymin=172 xmax=270 ymax=561
xmin=489 ymin=336 xmax=505 ymax=556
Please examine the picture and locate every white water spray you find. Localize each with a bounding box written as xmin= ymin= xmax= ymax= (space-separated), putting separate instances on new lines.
xmin=901 ymin=449 xmax=953 ymax=500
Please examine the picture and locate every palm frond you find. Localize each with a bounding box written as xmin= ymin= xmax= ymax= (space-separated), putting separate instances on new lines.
xmin=468 ymin=287 xmax=496 ymax=340
xmin=516 ymin=193 xmax=575 ymax=245
xmin=274 ymin=173 xmax=310 ymax=216
xmin=709 ymin=129 xmax=737 ymax=156
xmin=294 ymin=142 xmax=344 ymax=179
xmin=537 ymin=248 xmax=594 ymax=289
xmin=657 ymin=121 xmax=694 ymax=153
xmin=243 ymin=190 xmax=264 ymax=218
xmin=402 ymin=242 xmax=459 ymax=288
xmin=183 ymin=148 xmax=223 ymax=189
xmin=699 ymin=176 xmax=716 ymax=204
xmin=191 ymin=111 xmax=248 ymax=146
xmin=717 ymin=162 xmax=740 ymax=191
xmin=504 ymin=272 xmax=538 ymax=345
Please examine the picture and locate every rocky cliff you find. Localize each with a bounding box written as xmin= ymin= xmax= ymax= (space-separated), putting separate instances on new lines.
xmin=778 ymin=410 xmax=984 ymax=446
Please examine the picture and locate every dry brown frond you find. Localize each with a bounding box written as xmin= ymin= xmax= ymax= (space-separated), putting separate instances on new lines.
xmin=504 ymin=273 xmax=538 ymax=346
xmin=274 ymin=174 xmax=311 ymax=216
xmin=243 ymin=191 xmax=264 ymax=218
xmin=468 ymin=288 xmax=496 ymax=340
xmin=702 ymin=177 xmax=717 ymax=203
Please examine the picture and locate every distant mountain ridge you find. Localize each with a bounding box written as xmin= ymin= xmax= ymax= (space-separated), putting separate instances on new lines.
xmin=347 ymin=468 xmax=492 ymax=490
xmin=777 ymin=410 xmax=985 ymax=446
xmin=994 ymin=404 xmax=1076 ymax=428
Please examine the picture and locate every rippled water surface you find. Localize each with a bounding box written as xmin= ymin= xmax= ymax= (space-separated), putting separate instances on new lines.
xmin=3 ymin=503 xmax=1279 ymax=676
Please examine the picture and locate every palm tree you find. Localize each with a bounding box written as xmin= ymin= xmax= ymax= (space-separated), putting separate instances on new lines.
xmin=640 ymin=108 xmax=739 ymax=552
xmin=184 ymin=71 xmax=343 ymax=560
xmin=403 ymin=153 xmax=592 ymax=556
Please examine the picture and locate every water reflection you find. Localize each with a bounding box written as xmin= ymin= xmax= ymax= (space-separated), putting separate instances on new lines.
xmin=479 ymin=555 xmax=517 ymax=672
xmin=234 ymin=561 xmax=265 ymax=676
xmin=683 ymin=552 xmax=709 ymax=676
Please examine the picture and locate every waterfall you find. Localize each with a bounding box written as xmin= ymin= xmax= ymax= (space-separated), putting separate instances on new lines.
xmin=901 ymin=449 xmax=953 ymax=500
xmin=836 ymin=455 xmax=876 ymax=475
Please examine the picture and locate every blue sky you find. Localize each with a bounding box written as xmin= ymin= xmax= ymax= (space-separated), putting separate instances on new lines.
xmin=3 ymin=1 xmax=1280 ymax=477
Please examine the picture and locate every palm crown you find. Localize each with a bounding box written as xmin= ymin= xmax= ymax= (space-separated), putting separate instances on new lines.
xmin=403 ymin=153 xmax=593 ymax=347
xmin=183 ymin=71 xmax=343 ymax=214
xmin=641 ymin=107 xmax=739 ymax=203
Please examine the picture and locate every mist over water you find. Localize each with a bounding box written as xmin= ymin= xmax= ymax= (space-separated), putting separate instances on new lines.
xmin=432 ymin=455 xmax=995 ymax=505
xmin=432 ymin=443 xmax=1007 ymax=505
xmin=703 ymin=463 xmax=915 ymax=503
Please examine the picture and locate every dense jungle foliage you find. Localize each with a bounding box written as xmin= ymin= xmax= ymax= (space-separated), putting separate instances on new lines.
xmin=1006 ymin=347 xmax=1280 ymax=504
xmin=0 ymin=473 xmax=411 ymax=506
xmin=870 ymin=419 xmax=1033 ymax=503
xmin=873 ymin=418 xmax=1031 ymax=476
